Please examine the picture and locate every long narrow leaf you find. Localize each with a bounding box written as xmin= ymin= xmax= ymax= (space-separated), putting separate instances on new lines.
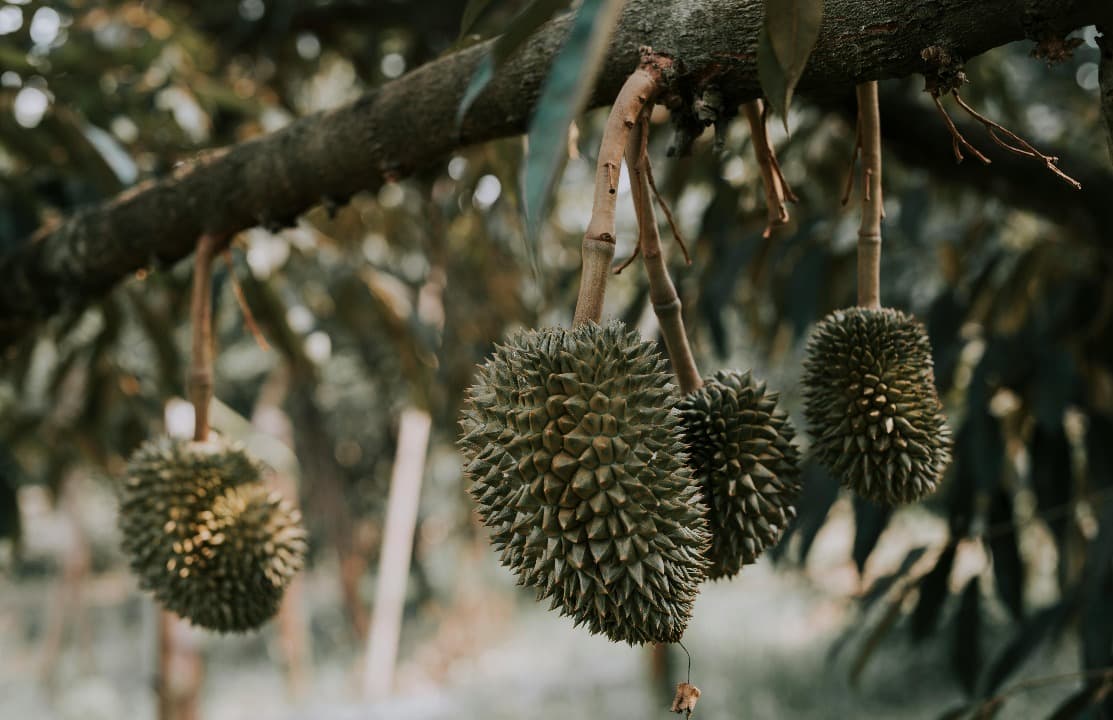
xmin=456 ymin=0 xmax=572 ymax=128
xmin=521 ymin=0 xmax=625 ymax=271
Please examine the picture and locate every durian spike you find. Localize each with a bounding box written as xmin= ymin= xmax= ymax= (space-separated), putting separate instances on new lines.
xmin=189 ymin=233 xmax=224 ymax=441
xmin=855 ymin=81 xmax=883 ymax=310
xmin=624 ymin=113 xmax=702 ymax=395
xmin=573 ymin=50 xmax=672 ymax=327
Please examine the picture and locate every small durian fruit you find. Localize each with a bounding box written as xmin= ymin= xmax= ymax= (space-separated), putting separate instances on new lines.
xmin=119 ymin=437 xmax=307 ymax=632
xmin=802 ymin=307 xmax=952 ymax=504
xmin=459 ymin=322 xmax=710 ymax=645
xmin=676 ymin=370 xmax=802 ymax=579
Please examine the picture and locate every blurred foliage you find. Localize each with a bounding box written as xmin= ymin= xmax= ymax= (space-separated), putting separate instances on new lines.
xmin=0 ymin=0 xmax=1111 ymax=714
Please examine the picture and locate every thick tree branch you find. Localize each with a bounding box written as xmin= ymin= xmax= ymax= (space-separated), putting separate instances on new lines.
xmin=0 ymin=0 xmax=1102 ymax=349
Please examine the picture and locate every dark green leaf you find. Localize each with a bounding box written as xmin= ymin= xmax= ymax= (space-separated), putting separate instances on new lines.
xmin=953 ymin=577 xmax=982 ymax=696
xmin=456 ymin=0 xmax=572 ymax=127
xmin=762 ymin=0 xmax=823 ymax=125
xmin=1048 ymin=680 xmax=1113 ymax=720
xmin=522 ymin=0 xmax=624 ymax=269
xmin=1030 ymin=424 xmax=1073 ymax=555
xmin=1086 ymin=414 xmax=1113 ymax=490
xmin=1080 ymin=493 xmax=1113 ymax=720
xmin=988 ymin=487 xmax=1025 ymax=620
xmin=852 ymin=495 xmax=892 ymax=575
xmin=860 ymin=545 xmax=928 ymax=613
xmin=459 ymin=0 xmax=498 ymax=38
xmin=912 ymin=543 xmax=956 ymax=641
xmin=983 ymin=602 xmax=1069 ymax=695
xmin=774 ymin=460 xmax=838 ymax=564
xmin=937 ymin=703 xmax=973 ymax=720
xmin=757 ymin=25 xmax=789 ymax=124
xmin=0 ymin=444 xmax=20 ymax=542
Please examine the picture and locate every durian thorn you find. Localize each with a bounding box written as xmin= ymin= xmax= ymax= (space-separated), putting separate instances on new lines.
xmin=625 ymin=114 xmax=702 ymax=395
xmin=854 ymin=81 xmax=883 ymax=311
xmin=190 ymin=232 xmax=228 ymax=441
xmin=574 ymin=49 xmax=672 ymax=327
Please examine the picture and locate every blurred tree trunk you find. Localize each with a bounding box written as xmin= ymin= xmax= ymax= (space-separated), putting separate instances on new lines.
xmin=158 ymin=611 xmax=202 ymax=720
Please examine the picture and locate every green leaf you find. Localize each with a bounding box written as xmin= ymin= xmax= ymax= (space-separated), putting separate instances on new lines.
xmin=983 ymin=602 xmax=1069 ymax=695
xmin=852 ymin=495 xmax=891 ymax=575
xmin=757 ymin=26 xmax=789 ymax=124
xmin=953 ymin=578 xmax=982 ymax=697
xmin=988 ymin=487 xmax=1025 ymax=621
xmin=456 ymin=0 xmax=572 ymax=129
xmin=459 ymin=0 xmax=498 ymax=38
xmin=911 ymin=543 xmax=956 ymax=640
xmin=1047 ymin=680 xmax=1113 ymax=720
xmin=760 ymin=0 xmax=823 ymax=127
xmin=521 ymin=0 xmax=624 ymax=271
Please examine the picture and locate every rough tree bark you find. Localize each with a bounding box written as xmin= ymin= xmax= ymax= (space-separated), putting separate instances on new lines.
xmin=0 ymin=0 xmax=1103 ymax=349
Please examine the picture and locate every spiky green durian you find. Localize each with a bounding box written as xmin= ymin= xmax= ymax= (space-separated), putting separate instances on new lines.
xmin=802 ymin=307 xmax=951 ymax=504
xmin=459 ymin=322 xmax=710 ymax=645
xmin=119 ymin=437 xmax=307 ymax=632
xmin=676 ymin=370 xmax=802 ymax=579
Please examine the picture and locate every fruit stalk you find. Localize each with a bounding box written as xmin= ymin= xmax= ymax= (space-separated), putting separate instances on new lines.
xmin=856 ymin=80 xmax=883 ymax=310
xmin=189 ymin=233 xmax=221 ymax=441
xmin=573 ymin=52 xmax=672 ymax=326
xmin=624 ymin=114 xmax=702 ymax=395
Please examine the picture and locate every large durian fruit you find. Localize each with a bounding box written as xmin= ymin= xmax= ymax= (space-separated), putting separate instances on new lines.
xmin=119 ymin=436 xmax=307 ymax=632
xmin=802 ymin=307 xmax=951 ymax=504
xmin=676 ymin=370 xmax=802 ymax=579
xmin=459 ymin=322 xmax=710 ymax=645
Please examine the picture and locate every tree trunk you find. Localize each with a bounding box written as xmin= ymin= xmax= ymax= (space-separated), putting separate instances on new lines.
xmin=0 ymin=0 xmax=1103 ymax=348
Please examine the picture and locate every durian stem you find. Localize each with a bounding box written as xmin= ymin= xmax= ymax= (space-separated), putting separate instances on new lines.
xmin=573 ymin=51 xmax=672 ymax=327
xmin=625 ymin=114 xmax=703 ymax=395
xmin=189 ymin=233 xmax=221 ymax=442
xmin=855 ymin=81 xmax=883 ymax=310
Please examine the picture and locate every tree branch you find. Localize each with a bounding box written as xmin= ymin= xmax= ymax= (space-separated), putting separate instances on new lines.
xmin=0 ymin=0 xmax=1102 ymax=349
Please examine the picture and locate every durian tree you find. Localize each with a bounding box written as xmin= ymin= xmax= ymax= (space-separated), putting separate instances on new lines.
xmin=0 ymin=0 xmax=1112 ymax=718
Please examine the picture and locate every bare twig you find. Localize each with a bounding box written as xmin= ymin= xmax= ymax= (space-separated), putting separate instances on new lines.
xmin=573 ymin=51 xmax=672 ymax=326
xmin=743 ymin=100 xmax=795 ymax=237
xmin=841 ymin=116 xmax=862 ymax=205
xmin=931 ymin=94 xmax=991 ymax=164
xmin=856 ymin=82 xmax=884 ymax=310
xmin=644 ymin=158 xmax=692 ymax=264
xmin=223 ymin=250 xmax=270 ymax=352
xmin=951 ymin=91 xmax=1082 ymax=189
xmin=626 ymin=114 xmax=702 ymax=395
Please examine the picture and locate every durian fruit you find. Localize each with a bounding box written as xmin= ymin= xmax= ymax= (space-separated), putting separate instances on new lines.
xmin=802 ymin=307 xmax=951 ymax=504
xmin=119 ymin=436 xmax=307 ymax=632
xmin=459 ymin=321 xmax=710 ymax=645
xmin=676 ymin=370 xmax=802 ymax=579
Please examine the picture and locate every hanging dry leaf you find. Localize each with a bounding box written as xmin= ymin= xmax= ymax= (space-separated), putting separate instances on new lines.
xmin=670 ymin=682 xmax=701 ymax=718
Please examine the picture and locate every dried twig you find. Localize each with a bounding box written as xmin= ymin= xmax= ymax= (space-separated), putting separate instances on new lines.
xmin=951 ymin=91 xmax=1082 ymax=189
xmin=223 ymin=250 xmax=270 ymax=352
xmin=743 ymin=100 xmax=796 ymax=237
xmin=930 ymin=94 xmax=990 ymax=164
xmin=644 ymin=157 xmax=692 ymax=264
